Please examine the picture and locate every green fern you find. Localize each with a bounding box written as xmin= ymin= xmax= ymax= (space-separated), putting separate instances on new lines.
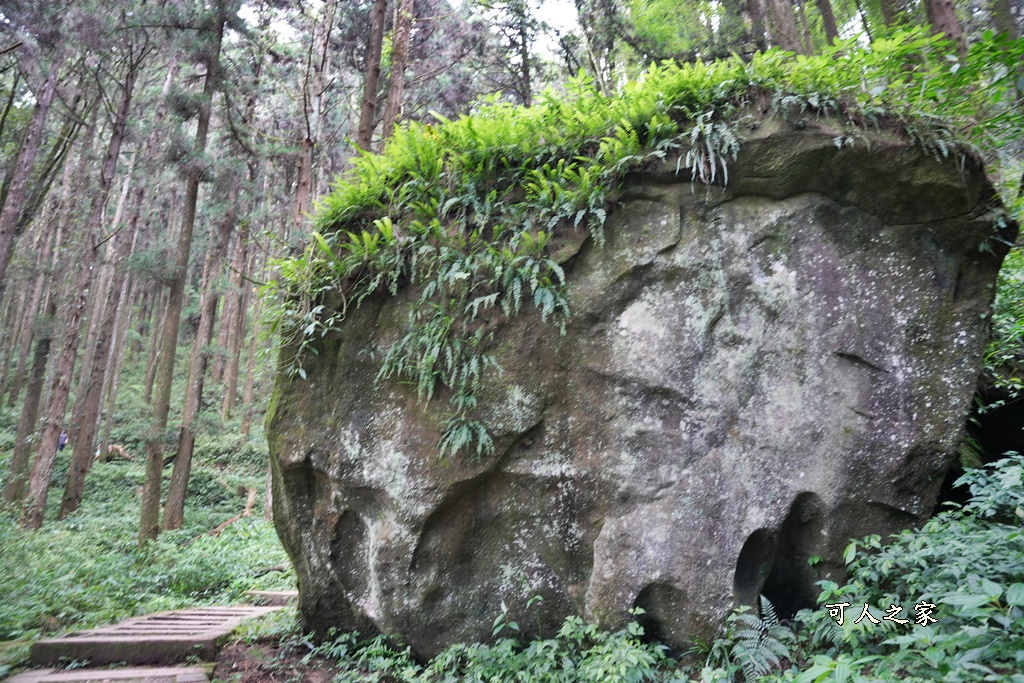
xmin=720 ymin=593 xmax=790 ymax=679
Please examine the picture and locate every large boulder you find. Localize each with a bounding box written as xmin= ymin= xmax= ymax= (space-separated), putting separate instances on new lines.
xmin=267 ymin=117 xmax=1013 ymax=657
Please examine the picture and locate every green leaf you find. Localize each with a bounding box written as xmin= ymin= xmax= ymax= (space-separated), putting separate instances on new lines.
xmin=1006 ymin=583 xmax=1024 ymax=606
xmin=843 ymin=542 xmax=857 ymax=565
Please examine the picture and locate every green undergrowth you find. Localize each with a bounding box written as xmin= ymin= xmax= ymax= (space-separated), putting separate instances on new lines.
xmin=0 ymin=458 xmax=294 ymax=671
xmin=264 ymin=29 xmax=1024 ymax=459
xmin=240 ymin=455 xmax=1023 ymax=683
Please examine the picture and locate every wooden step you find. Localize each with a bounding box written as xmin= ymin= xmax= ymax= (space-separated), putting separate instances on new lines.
xmin=2 ymin=665 xmax=210 ymax=683
xmin=28 ymin=607 xmax=281 ymax=667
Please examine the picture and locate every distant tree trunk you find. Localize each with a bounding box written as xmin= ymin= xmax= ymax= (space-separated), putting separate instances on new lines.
xmin=355 ymin=0 xmax=388 ymax=150
xmin=221 ymin=226 xmax=249 ymax=420
xmin=815 ymin=0 xmax=840 ymax=43
xmin=924 ymin=0 xmax=966 ymax=54
xmin=140 ymin=16 xmax=224 ymax=543
xmin=210 ymin=230 xmax=240 ymax=384
xmin=22 ymin=57 xmax=138 ymax=531
xmin=295 ymin=0 xmax=335 ymax=222
xmin=142 ymin=288 xmax=165 ymax=404
xmin=99 ymin=279 xmax=135 ymax=462
xmin=132 ymin=289 xmax=149 ymax=359
xmin=0 ymin=287 xmax=28 ymax=401
xmin=992 ymin=0 xmax=1021 ymax=38
xmin=239 ymin=276 xmax=263 ymax=440
xmin=0 ymin=59 xmax=62 ymax=302
xmin=766 ymin=0 xmax=803 ymax=52
xmin=7 ymin=220 xmax=56 ymax=405
xmin=794 ymin=0 xmax=812 ymax=53
xmin=382 ymin=0 xmax=414 ymax=139
xmin=7 ymin=148 xmax=72 ymax=408
xmin=162 ymin=185 xmax=237 ymax=530
xmin=2 ymin=303 xmax=55 ymax=507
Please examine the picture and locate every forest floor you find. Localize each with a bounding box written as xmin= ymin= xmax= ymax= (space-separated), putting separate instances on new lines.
xmin=212 ymin=639 xmax=340 ymax=683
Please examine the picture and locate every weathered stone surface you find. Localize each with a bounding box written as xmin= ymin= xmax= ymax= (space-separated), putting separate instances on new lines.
xmin=267 ymin=117 xmax=1014 ymax=657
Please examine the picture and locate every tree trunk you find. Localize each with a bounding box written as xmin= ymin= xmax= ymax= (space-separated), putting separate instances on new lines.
xmin=142 ymin=288 xmax=165 ymax=404
xmin=162 ymin=185 xmax=237 ymax=530
xmin=69 ymin=248 xmax=112 ymax=438
xmin=2 ymin=303 xmax=55 ymax=507
xmin=16 ymin=102 xmax=85 ymax=238
xmin=264 ymin=464 xmax=273 ymax=520
xmin=99 ymin=278 xmax=135 ymax=462
xmin=766 ymin=0 xmax=803 ymax=53
xmin=294 ymin=0 xmax=335 ymax=222
xmin=210 ymin=231 xmax=234 ymax=383
xmin=992 ymin=0 xmax=1021 ymax=38
xmin=794 ymin=0 xmax=812 ymax=54
xmin=815 ymin=0 xmax=840 ymax=43
xmin=0 ymin=70 xmax=21 ymax=145
xmin=517 ymin=9 xmax=533 ymax=106
xmin=382 ymin=0 xmax=413 ymax=138
xmin=22 ymin=58 xmax=138 ymax=531
xmin=878 ymin=0 xmax=899 ymax=26
xmin=239 ymin=271 xmax=263 ymax=440
xmin=7 ymin=220 xmax=56 ymax=405
xmin=746 ymin=0 xmax=769 ymax=51
xmin=924 ymin=0 xmax=966 ymax=54
xmin=140 ymin=15 xmax=224 ymax=543
xmin=221 ymin=225 xmax=249 ymax=420
xmin=0 ymin=58 xmax=62 ymax=302
xmin=355 ymin=0 xmax=388 ymax=150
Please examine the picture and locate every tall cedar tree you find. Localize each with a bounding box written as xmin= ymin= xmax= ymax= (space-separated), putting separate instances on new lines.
xmin=139 ymin=5 xmax=226 ymax=543
xmin=356 ymin=0 xmax=388 ymax=150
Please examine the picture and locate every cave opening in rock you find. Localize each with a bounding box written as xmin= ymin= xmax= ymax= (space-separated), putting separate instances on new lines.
xmin=633 ymin=582 xmax=688 ymax=650
xmin=733 ymin=492 xmax=825 ymax=619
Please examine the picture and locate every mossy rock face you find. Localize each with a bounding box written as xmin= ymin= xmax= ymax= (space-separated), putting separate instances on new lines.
xmin=266 ymin=118 xmax=1014 ymax=657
